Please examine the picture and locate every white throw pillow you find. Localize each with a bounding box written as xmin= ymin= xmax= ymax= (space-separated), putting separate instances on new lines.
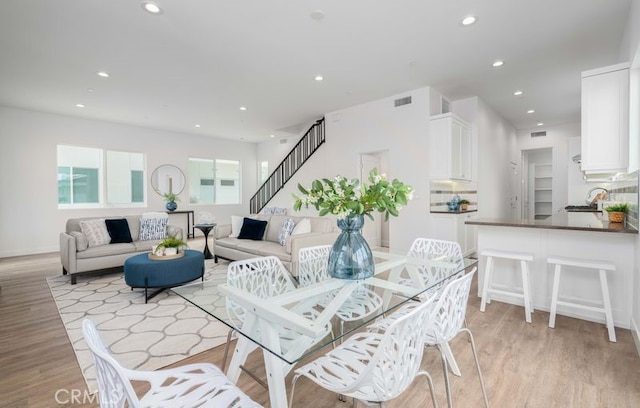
xmin=278 ymin=218 xmax=296 ymax=246
xmin=229 ymin=215 xmax=245 ymax=238
xmin=79 ymin=219 xmax=111 ymax=247
xmin=70 ymin=231 xmax=89 ymax=251
xmin=291 ymin=218 xmax=311 ymax=236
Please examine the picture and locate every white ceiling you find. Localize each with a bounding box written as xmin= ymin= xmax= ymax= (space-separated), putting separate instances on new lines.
xmin=0 ymin=0 xmax=632 ymax=143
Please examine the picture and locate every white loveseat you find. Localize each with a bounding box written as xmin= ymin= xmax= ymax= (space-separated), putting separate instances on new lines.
xmin=60 ymin=215 xmax=183 ymax=284
xmin=213 ymin=214 xmax=339 ymax=277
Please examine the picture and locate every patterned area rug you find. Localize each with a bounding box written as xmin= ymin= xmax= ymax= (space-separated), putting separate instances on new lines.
xmin=46 ymin=259 xmax=230 ymax=392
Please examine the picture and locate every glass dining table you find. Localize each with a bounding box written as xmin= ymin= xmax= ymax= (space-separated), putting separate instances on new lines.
xmin=172 ymin=250 xmax=477 ymax=407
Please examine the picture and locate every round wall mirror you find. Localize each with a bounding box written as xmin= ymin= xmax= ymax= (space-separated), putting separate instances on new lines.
xmin=151 ymin=164 xmax=186 ymax=196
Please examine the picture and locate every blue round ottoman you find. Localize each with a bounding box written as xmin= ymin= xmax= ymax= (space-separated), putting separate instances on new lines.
xmin=124 ymin=249 xmax=205 ymax=302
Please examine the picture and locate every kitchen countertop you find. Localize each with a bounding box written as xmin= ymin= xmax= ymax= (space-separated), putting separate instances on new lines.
xmin=466 ymin=212 xmax=637 ymax=234
xmin=430 ymin=209 xmax=478 ymax=214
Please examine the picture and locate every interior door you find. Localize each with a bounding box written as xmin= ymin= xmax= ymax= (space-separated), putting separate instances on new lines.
xmin=360 ymin=154 xmax=381 ymax=247
xmin=509 ymin=162 xmax=521 ymax=219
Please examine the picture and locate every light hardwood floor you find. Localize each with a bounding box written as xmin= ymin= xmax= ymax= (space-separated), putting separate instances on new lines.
xmin=1 ymin=238 xmax=640 ymax=407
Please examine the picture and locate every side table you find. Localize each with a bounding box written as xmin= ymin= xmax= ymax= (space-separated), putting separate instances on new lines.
xmin=195 ymin=223 xmax=216 ymax=260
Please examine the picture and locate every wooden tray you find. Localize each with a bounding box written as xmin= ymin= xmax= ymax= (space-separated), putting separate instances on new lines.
xmin=148 ymin=252 xmax=185 ymax=261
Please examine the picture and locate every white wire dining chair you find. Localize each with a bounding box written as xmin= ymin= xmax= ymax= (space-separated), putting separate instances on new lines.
xmin=82 ymin=319 xmax=261 ymax=408
xmin=401 ymin=238 xmax=465 ymax=294
xmin=424 ymin=268 xmax=489 ymax=408
xmin=221 ymin=256 xmax=333 ymax=373
xmin=289 ymin=295 xmax=440 ymax=408
xmin=298 ymin=245 xmax=384 ymax=338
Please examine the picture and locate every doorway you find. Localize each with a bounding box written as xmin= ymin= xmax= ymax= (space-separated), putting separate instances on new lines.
xmin=522 ymin=148 xmax=553 ymax=220
xmin=360 ymin=151 xmax=389 ymax=248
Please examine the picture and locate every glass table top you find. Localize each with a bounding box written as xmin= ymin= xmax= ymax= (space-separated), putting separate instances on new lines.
xmin=172 ymin=251 xmax=477 ymax=365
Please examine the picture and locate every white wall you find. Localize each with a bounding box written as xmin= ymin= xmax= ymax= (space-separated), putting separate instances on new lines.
xmin=263 ymin=88 xmax=517 ymax=251
xmin=455 ymin=97 xmax=518 ymax=218
xmin=0 ymin=106 xmax=257 ymax=257
xmin=262 ymin=87 xmax=432 ymax=252
xmin=516 ymin=122 xmax=578 ymax=212
xmin=621 ymin=0 xmax=640 ymax=354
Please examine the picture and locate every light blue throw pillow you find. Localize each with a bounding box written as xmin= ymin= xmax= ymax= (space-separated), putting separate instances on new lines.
xmin=278 ymin=218 xmax=296 ymax=246
xmin=139 ymin=218 xmax=168 ymax=241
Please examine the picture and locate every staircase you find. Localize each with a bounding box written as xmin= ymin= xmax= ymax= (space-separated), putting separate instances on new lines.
xmin=250 ymin=118 xmax=325 ymax=214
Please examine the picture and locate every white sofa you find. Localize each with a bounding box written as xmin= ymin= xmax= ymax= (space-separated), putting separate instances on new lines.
xmin=60 ymin=215 xmax=183 ymax=284
xmin=213 ymin=214 xmax=339 ymax=277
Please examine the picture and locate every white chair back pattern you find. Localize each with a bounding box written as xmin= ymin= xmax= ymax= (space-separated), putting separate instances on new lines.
xmin=82 ymin=320 xmax=138 ymax=407
xmin=407 ymin=238 xmax=465 ymax=291
xmin=427 ymin=269 xmax=474 ymax=344
xmin=298 ymin=244 xmax=331 ymax=287
xmin=226 ymin=256 xmax=297 ymax=327
xmin=226 ymin=256 xmax=332 ymax=357
xmin=291 ymin=295 xmax=438 ymax=406
xmin=82 ymin=319 xmax=262 ymax=408
xmin=425 ymin=268 xmax=490 ymax=408
xmin=298 ymin=245 xmax=383 ymax=323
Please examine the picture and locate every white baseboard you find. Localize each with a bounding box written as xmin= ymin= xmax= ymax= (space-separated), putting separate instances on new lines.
xmin=485 ymin=292 xmax=630 ymax=329
xmin=632 ymin=316 xmax=640 ymax=357
xmin=0 ymin=245 xmax=58 ymax=258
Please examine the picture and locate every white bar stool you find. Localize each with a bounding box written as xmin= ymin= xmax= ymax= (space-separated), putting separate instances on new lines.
xmin=547 ymin=256 xmax=616 ymax=342
xmin=480 ymin=249 xmax=534 ymax=323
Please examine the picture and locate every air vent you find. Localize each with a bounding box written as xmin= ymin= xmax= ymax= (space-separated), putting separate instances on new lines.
xmin=394 ymin=96 xmax=412 ymax=107
xmin=279 ymin=138 xmax=288 ymax=144
xmin=531 ymin=131 xmax=547 ymax=137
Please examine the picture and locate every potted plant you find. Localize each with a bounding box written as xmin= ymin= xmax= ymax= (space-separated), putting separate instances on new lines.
xmin=162 ymin=192 xmax=180 ymax=212
xmin=604 ymin=203 xmax=628 ymax=223
xmin=154 ymin=236 xmax=188 ymax=256
xmin=459 ymin=199 xmax=470 ymax=211
xmin=292 ymin=168 xmax=413 ymax=280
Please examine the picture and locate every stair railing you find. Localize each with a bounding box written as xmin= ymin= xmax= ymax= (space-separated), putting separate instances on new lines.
xmin=250 ymin=118 xmax=325 ymax=214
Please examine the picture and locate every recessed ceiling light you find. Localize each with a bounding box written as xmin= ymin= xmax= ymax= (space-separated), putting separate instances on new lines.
xmin=75 ymin=104 xmax=85 ymax=108
xmin=315 ymin=75 xmax=324 ymax=81
xmin=142 ymin=2 xmax=163 ymax=15
xmin=97 ymin=71 xmax=109 ymax=78
xmin=492 ymin=60 xmax=504 ymax=67
xmin=513 ymin=90 xmax=523 ymax=96
xmin=194 ymin=124 xmax=201 ymax=128
xmin=537 ymin=122 xmax=544 ymax=126
xmin=461 ymin=15 xmax=477 ymax=26
xmin=87 ymin=88 xmax=94 ymax=92
xmin=269 ymin=134 xmax=275 ymax=138
xmin=239 ymin=106 xmax=247 ymax=111
xmin=527 ymin=109 xmax=535 ymax=114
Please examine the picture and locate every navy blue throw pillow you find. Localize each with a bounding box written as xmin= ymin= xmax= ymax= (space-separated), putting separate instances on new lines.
xmin=105 ymin=218 xmax=133 ymax=244
xmin=237 ymin=217 xmax=268 ymax=240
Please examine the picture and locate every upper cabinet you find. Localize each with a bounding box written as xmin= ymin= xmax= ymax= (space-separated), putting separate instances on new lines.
xmin=429 ymin=113 xmax=472 ymax=181
xmin=581 ymin=62 xmax=630 ymax=173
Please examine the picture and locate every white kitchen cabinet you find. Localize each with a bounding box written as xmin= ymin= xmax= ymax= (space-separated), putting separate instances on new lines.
xmin=581 ymin=62 xmax=630 ymax=173
xmin=429 ymin=212 xmax=478 ymax=256
xmin=429 ymin=113 xmax=472 ymax=181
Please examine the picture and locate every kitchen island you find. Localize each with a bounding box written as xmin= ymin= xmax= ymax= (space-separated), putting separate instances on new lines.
xmin=467 ymin=213 xmax=637 ymax=330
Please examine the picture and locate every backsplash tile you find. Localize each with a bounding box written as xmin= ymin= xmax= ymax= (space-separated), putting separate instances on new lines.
xmin=607 ymin=170 xmax=638 ymax=230
xmin=430 ymin=181 xmax=477 ymax=212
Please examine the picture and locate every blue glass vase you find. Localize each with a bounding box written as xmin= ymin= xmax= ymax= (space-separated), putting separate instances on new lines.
xmin=166 ymin=201 xmax=177 ymax=212
xmin=328 ymin=214 xmax=374 ymax=280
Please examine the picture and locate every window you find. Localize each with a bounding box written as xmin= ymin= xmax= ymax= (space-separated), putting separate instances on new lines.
xmin=57 ymin=145 xmax=145 ymax=208
xmin=259 ymin=161 xmax=269 ymax=183
xmin=188 ymin=158 xmax=240 ymax=204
